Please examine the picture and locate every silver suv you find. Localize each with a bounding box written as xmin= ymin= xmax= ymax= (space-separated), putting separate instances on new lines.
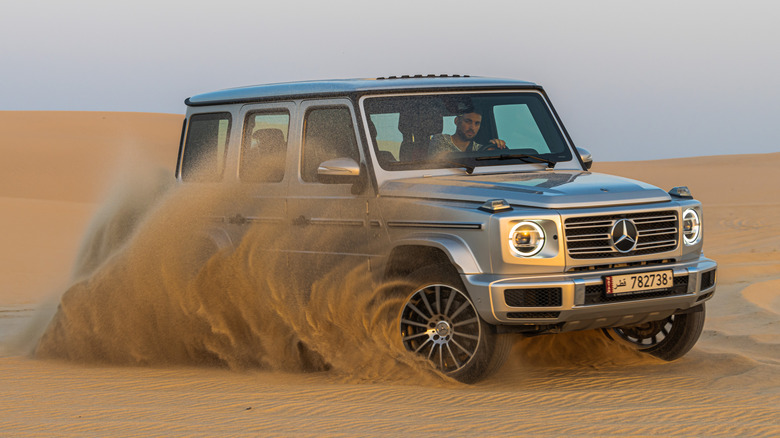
xmin=177 ymin=76 xmax=717 ymax=382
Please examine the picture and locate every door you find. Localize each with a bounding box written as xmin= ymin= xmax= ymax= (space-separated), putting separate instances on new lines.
xmin=223 ymin=102 xmax=295 ymax=266
xmin=287 ymin=99 xmax=372 ymax=288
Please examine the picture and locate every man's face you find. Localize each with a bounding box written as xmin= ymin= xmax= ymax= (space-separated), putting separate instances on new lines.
xmin=454 ymin=112 xmax=482 ymax=140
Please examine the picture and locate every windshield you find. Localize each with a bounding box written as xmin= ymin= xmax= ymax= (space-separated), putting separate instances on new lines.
xmin=363 ymin=92 xmax=573 ymax=171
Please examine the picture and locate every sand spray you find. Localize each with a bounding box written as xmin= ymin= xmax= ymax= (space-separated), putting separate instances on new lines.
xmin=25 ymin=166 xmax=647 ymax=382
xmin=33 ymin=174 xmax=444 ymax=383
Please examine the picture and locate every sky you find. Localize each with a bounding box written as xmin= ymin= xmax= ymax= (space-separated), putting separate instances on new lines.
xmin=2 ymin=0 xmax=778 ymax=161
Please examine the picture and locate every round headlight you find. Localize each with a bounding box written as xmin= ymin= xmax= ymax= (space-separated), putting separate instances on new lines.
xmin=682 ymin=208 xmax=701 ymax=245
xmin=509 ymin=221 xmax=545 ymax=257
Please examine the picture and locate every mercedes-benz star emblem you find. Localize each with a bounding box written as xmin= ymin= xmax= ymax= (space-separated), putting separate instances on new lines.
xmin=610 ymin=219 xmax=638 ymax=253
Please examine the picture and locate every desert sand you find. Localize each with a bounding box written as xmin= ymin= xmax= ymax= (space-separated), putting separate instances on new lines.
xmin=0 ymin=111 xmax=778 ymax=436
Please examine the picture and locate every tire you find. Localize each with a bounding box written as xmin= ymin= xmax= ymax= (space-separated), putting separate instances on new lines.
xmin=602 ymin=303 xmax=706 ymax=361
xmin=398 ymin=265 xmax=511 ymax=383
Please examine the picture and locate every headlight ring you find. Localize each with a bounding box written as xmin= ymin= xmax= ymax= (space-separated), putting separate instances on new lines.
xmin=509 ymin=221 xmax=546 ymax=257
xmin=682 ymin=208 xmax=701 ymax=245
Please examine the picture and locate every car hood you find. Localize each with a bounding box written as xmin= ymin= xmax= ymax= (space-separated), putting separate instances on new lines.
xmin=378 ymin=171 xmax=671 ymax=209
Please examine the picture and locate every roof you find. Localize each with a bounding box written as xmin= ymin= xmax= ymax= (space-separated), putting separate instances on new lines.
xmin=185 ymin=76 xmax=539 ymax=107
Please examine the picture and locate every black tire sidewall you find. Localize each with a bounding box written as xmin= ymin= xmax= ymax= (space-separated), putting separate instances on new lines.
xmin=644 ymin=303 xmax=706 ymax=361
xmin=604 ymin=303 xmax=706 ymax=361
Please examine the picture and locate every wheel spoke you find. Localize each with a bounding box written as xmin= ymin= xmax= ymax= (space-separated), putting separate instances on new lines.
xmin=443 ymin=289 xmax=455 ymax=315
xmin=406 ymin=301 xmax=430 ymax=321
xmin=450 ymin=338 xmax=475 ymax=358
xmin=453 ymin=317 xmax=478 ymax=328
xmin=438 ymin=344 xmax=444 ymax=371
xmin=420 ymin=289 xmax=435 ymax=317
xmin=415 ymin=338 xmax=432 ymax=354
xmin=427 ymin=341 xmax=436 ymax=359
xmin=445 ymin=343 xmax=461 ymax=368
xmin=453 ymin=331 xmax=479 ymax=341
xmin=401 ymin=318 xmax=428 ymax=329
xmin=450 ymin=301 xmax=470 ymax=320
xmin=403 ymin=332 xmax=429 ymax=342
xmin=661 ymin=326 xmax=670 ymax=337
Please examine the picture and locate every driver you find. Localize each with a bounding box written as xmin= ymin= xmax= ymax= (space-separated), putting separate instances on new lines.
xmin=428 ymin=103 xmax=506 ymax=156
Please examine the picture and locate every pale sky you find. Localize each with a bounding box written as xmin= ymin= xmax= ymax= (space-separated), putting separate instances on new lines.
xmin=2 ymin=0 xmax=778 ymax=160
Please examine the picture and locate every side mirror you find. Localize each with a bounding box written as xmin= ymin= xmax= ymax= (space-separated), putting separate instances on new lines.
xmin=317 ymin=157 xmax=361 ymax=184
xmin=577 ymin=147 xmax=593 ymax=170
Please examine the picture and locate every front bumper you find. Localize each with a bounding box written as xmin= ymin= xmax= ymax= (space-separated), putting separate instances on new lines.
xmin=463 ymin=255 xmax=717 ymax=331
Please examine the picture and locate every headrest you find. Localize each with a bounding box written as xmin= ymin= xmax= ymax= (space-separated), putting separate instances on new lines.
xmin=398 ymin=99 xmax=446 ymax=135
xmin=252 ymin=128 xmax=285 ymax=146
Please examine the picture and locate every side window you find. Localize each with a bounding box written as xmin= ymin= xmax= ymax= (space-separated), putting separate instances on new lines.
xmin=240 ymin=111 xmax=290 ymax=183
xmin=441 ymin=115 xmax=456 ymax=135
xmin=494 ymin=104 xmax=551 ymax=154
xmin=369 ymin=113 xmax=402 ymax=160
xmin=301 ymin=107 xmax=359 ymax=183
xmin=181 ymin=112 xmax=231 ymax=182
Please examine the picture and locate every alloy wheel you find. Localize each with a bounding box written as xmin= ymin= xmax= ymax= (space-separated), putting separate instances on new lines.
xmin=400 ymin=284 xmax=481 ymax=373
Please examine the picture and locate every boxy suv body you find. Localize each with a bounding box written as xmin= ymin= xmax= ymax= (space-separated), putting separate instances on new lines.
xmin=177 ymin=76 xmax=717 ymax=382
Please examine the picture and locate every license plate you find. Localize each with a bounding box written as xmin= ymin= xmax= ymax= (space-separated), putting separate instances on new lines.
xmin=604 ymin=270 xmax=674 ymax=296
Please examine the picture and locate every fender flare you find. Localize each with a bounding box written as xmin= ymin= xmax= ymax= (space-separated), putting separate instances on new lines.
xmin=390 ymin=232 xmax=483 ymax=274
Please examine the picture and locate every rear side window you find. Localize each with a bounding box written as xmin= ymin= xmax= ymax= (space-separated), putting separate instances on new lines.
xmin=301 ymin=107 xmax=359 ymax=182
xmin=181 ymin=112 xmax=231 ymax=182
xmin=240 ymin=111 xmax=290 ymax=183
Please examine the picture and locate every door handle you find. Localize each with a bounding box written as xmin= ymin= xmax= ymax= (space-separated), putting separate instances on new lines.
xmin=292 ymin=215 xmax=310 ymax=226
xmin=227 ymin=214 xmax=248 ymax=225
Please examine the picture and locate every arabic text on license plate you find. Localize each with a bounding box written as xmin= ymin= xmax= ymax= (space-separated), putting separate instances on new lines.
xmin=605 ymin=270 xmax=674 ymax=295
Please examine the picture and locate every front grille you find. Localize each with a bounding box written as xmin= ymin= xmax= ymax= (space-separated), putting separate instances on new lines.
xmin=504 ymin=288 xmax=562 ymax=307
xmin=565 ymin=210 xmax=678 ymax=259
xmin=584 ymin=275 xmax=689 ymax=305
xmin=507 ymin=312 xmax=561 ymax=319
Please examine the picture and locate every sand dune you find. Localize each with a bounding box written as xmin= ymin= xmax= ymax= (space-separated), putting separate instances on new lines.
xmin=0 ymin=111 xmax=181 ymax=202
xmin=0 ymin=112 xmax=778 ymax=436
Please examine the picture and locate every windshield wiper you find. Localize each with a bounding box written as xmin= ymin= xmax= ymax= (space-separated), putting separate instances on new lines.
xmin=441 ymin=160 xmax=475 ymax=174
xmin=475 ymin=153 xmax=556 ymax=168
xmin=387 ymin=159 xmax=475 ymax=174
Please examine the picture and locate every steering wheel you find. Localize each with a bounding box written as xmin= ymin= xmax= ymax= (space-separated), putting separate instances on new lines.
xmin=480 ymin=140 xmax=506 ymax=152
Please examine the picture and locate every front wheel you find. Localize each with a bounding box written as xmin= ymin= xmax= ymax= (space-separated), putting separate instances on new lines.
xmin=398 ymin=266 xmax=512 ymax=383
xmin=602 ymin=303 xmax=706 ymax=361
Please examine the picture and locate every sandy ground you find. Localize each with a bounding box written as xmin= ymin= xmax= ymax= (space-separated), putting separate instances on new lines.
xmin=0 ymin=111 xmax=778 ymax=436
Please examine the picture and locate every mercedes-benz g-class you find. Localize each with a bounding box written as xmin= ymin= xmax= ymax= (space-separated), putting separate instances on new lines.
xmin=177 ymin=76 xmax=717 ymax=382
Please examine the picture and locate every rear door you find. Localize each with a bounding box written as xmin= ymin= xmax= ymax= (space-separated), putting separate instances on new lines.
xmin=213 ymin=102 xmax=296 ymax=264
xmin=178 ymin=109 xmax=238 ymax=252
